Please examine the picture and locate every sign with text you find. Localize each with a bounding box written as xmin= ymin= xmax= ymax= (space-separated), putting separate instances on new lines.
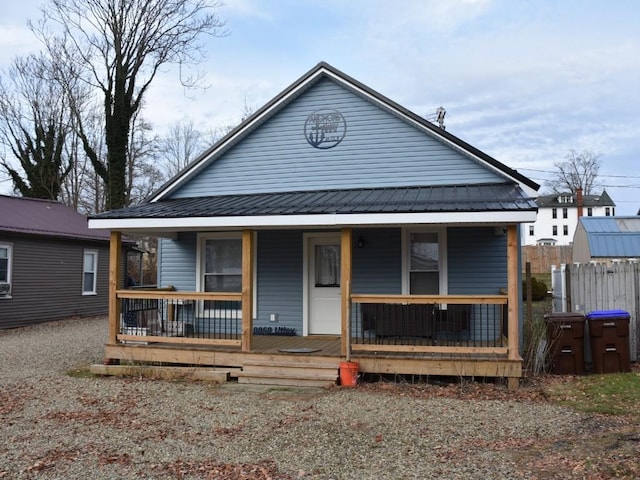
xmin=304 ymin=109 xmax=347 ymax=149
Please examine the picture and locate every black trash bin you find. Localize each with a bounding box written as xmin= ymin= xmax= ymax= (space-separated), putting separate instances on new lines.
xmin=586 ymin=310 xmax=631 ymax=373
xmin=544 ymin=312 xmax=586 ymax=375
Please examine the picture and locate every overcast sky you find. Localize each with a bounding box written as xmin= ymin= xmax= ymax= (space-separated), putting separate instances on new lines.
xmin=1 ymin=0 xmax=639 ymax=214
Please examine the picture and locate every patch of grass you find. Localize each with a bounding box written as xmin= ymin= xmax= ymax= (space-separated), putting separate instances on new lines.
xmin=545 ymin=372 xmax=640 ymax=417
xmin=66 ymin=366 xmax=95 ymax=378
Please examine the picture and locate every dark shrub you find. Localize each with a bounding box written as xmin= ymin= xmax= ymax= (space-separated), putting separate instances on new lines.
xmin=523 ymin=277 xmax=548 ymax=301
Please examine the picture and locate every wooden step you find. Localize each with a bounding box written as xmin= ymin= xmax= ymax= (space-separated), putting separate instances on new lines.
xmin=237 ymin=359 xmax=339 ymax=387
xmin=241 ymin=360 xmax=339 ymax=378
xmin=237 ymin=372 xmax=337 ymax=387
xmin=90 ymin=364 xmax=230 ymax=383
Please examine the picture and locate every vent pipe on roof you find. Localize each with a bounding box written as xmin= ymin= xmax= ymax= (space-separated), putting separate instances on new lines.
xmin=576 ymin=187 xmax=583 ymax=217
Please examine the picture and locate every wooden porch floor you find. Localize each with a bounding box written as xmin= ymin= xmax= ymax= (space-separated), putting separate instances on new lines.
xmin=249 ymin=335 xmax=342 ymax=356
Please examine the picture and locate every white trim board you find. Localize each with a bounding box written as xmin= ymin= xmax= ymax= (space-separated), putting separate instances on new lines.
xmin=89 ymin=210 xmax=536 ymax=232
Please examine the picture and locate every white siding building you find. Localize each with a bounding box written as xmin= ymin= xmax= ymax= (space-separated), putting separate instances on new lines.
xmin=522 ymin=190 xmax=615 ymax=246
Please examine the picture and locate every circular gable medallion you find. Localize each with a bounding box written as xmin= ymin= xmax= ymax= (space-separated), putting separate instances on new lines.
xmin=304 ymin=109 xmax=347 ymax=149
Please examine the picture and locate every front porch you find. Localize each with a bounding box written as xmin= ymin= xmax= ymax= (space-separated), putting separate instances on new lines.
xmin=103 ymin=226 xmax=523 ymax=388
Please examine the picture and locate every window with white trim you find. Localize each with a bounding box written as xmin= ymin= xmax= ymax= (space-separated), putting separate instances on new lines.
xmin=529 ymin=225 xmax=535 ymax=236
xmin=200 ymin=234 xmax=242 ymax=314
xmin=82 ymin=250 xmax=98 ymax=295
xmin=405 ymin=230 xmax=447 ymax=295
xmin=0 ymin=243 xmax=12 ymax=297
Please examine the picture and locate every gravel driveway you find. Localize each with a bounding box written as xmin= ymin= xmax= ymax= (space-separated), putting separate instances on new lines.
xmin=0 ymin=317 xmax=609 ymax=479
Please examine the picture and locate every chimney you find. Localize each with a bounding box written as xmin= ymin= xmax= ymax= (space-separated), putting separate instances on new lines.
xmin=576 ymin=187 xmax=583 ymax=217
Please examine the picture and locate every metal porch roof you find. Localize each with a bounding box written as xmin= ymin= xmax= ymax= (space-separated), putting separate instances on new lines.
xmin=92 ymin=184 xmax=537 ymax=220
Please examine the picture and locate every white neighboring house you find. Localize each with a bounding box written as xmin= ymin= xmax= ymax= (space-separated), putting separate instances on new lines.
xmin=522 ymin=190 xmax=616 ymax=246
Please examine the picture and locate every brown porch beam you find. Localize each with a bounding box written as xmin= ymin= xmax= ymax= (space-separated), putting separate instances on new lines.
xmin=340 ymin=228 xmax=352 ymax=357
xmin=506 ymin=224 xmax=520 ymax=361
xmin=241 ymin=229 xmax=254 ymax=352
xmin=108 ymin=231 xmax=122 ymax=346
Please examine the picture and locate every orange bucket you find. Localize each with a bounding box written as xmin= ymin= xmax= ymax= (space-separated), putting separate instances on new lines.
xmin=339 ymin=361 xmax=359 ymax=387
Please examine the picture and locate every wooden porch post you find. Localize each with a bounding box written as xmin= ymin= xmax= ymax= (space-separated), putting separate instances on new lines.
xmin=340 ymin=228 xmax=353 ymax=357
xmin=241 ymin=229 xmax=254 ymax=352
xmin=506 ymin=224 xmax=520 ymax=361
xmin=108 ymin=231 xmax=122 ymax=346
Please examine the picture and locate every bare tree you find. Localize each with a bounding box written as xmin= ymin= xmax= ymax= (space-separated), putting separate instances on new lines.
xmin=547 ymin=149 xmax=602 ymax=195
xmin=35 ymin=0 xmax=226 ymax=210
xmin=60 ymin=105 xmax=107 ymax=213
xmin=160 ymin=99 xmax=255 ymax=178
xmin=127 ymin=110 xmax=165 ymax=205
xmin=199 ymin=100 xmax=256 ymax=151
xmin=160 ymin=120 xmax=205 ymax=178
xmin=0 ymin=52 xmax=72 ymax=200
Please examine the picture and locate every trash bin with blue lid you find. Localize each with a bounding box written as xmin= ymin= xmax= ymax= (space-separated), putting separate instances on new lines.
xmin=586 ymin=310 xmax=631 ymax=373
xmin=544 ymin=313 xmax=586 ymax=375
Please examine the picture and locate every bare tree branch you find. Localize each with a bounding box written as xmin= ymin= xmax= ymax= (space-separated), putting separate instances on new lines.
xmin=33 ymin=0 xmax=226 ymax=209
xmin=159 ymin=120 xmax=205 ymax=178
xmin=546 ymin=149 xmax=602 ymax=195
xmin=0 ymin=51 xmax=73 ymax=199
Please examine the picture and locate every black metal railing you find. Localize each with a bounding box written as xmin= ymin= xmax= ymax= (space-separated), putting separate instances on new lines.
xmin=352 ymin=303 xmax=506 ymax=347
xmin=351 ymin=295 xmax=507 ymax=349
xmin=119 ymin=294 xmax=242 ymax=342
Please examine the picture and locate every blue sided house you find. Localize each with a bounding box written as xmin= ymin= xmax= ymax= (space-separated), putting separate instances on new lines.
xmin=89 ymin=62 xmax=539 ymax=388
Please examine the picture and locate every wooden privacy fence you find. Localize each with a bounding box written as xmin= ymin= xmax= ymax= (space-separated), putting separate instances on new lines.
xmin=551 ymin=262 xmax=639 ymax=361
xmin=522 ymin=245 xmax=573 ymax=274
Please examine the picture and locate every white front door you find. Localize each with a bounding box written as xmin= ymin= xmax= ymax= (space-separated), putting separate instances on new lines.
xmin=308 ymin=235 xmax=342 ymax=335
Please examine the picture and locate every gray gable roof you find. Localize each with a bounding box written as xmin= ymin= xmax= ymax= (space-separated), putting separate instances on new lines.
xmin=149 ymin=62 xmax=539 ymax=202
xmin=536 ymin=190 xmax=615 ymax=208
xmin=0 ymin=195 xmax=111 ymax=241
xmin=92 ymin=184 xmax=536 ymax=220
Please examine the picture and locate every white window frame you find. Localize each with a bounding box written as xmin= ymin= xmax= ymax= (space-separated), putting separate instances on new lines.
xmin=401 ymin=228 xmax=448 ymax=296
xmin=82 ymin=249 xmax=98 ymax=295
xmin=0 ymin=242 xmax=13 ymax=298
xmin=195 ymin=232 xmax=257 ymax=318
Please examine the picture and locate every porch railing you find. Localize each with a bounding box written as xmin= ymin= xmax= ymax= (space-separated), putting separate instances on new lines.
xmin=350 ymin=294 xmax=509 ymax=355
xmin=114 ymin=290 xmax=510 ymax=356
xmin=116 ymin=288 xmax=242 ymax=347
